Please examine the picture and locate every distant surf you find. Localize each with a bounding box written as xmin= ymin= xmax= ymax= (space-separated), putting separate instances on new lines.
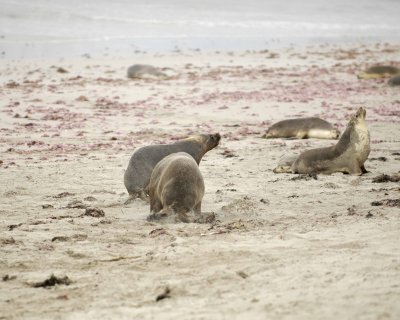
xmin=0 ymin=0 xmax=399 ymax=58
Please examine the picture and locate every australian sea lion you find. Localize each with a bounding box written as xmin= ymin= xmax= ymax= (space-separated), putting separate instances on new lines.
xmin=357 ymin=65 xmax=399 ymax=79
xmin=124 ymin=133 xmax=221 ymax=200
xmin=263 ymin=117 xmax=340 ymax=139
xmin=147 ymin=152 xmax=204 ymax=223
xmin=291 ymin=107 xmax=370 ymax=175
xmin=127 ymin=64 xmax=167 ymax=79
xmin=388 ymin=75 xmax=400 ymax=86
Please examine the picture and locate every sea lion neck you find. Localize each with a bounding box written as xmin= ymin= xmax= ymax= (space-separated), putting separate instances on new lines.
xmin=174 ymin=139 xmax=205 ymax=164
xmin=335 ymin=113 xmax=364 ymax=155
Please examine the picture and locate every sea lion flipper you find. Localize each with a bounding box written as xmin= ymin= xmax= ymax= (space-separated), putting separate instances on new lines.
xmin=296 ymin=132 xmax=308 ymax=139
xmin=177 ymin=211 xmax=190 ymax=223
xmin=150 ymin=197 xmax=162 ymax=213
xmin=193 ymin=202 xmax=202 ymax=215
xmin=361 ymin=165 xmax=368 ymax=174
xmin=147 ymin=207 xmax=171 ymax=221
xmin=347 ymin=163 xmax=363 ymax=176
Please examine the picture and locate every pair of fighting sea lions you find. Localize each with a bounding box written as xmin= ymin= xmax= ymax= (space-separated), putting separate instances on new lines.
xmin=357 ymin=65 xmax=400 ymax=86
xmin=273 ymin=107 xmax=370 ymax=175
xmin=124 ymin=133 xmax=221 ymax=222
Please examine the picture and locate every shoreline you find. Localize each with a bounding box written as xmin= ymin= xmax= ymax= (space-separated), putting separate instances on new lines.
xmin=1 ymin=36 xmax=400 ymax=60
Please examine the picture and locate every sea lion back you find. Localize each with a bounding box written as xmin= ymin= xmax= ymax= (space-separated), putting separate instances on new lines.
xmin=148 ymin=152 xmax=205 ymax=222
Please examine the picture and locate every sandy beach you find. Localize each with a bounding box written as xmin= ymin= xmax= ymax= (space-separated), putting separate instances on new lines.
xmin=0 ymin=42 xmax=400 ymax=319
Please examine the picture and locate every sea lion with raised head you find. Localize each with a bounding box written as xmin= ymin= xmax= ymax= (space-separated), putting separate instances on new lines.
xmin=291 ymin=107 xmax=370 ymax=175
xmin=263 ymin=117 xmax=340 ymax=139
xmin=147 ymin=152 xmax=205 ymax=223
xmin=124 ymin=133 xmax=221 ymax=200
xmin=127 ymin=64 xmax=167 ymax=79
xmin=357 ymin=65 xmax=399 ymax=79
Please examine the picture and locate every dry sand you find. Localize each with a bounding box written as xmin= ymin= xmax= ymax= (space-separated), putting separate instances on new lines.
xmin=1 ymin=43 xmax=400 ymax=320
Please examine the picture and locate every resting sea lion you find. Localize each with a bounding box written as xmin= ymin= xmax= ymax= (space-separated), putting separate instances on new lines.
xmin=147 ymin=152 xmax=204 ymax=223
xmin=388 ymin=75 xmax=400 ymax=86
xmin=357 ymin=65 xmax=399 ymax=79
xmin=291 ymin=107 xmax=370 ymax=175
xmin=263 ymin=117 xmax=340 ymax=139
xmin=124 ymin=133 xmax=221 ymax=200
xmin=127 ymin=64 xmax=167 ymax=79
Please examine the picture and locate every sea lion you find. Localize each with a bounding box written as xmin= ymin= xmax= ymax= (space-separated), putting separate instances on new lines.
xmin=357 ymin=65 xmax=399 ymax=79
xmin=124 ymin=133 xmax=221 ymax=200
xmin=291 ymin=107 xmax=370 ymax=175
xmin=127 ymin=64 xmax=167 ymax=79
xmin=263 ymin=117 xmax=340 ymax=139
xmin=147 ymin=152 xmax=204 ymax=223
xmin=273 ymin=154 xmax=299 ymax=173
xmin=388 ymin=74 xmax=400 ymax=86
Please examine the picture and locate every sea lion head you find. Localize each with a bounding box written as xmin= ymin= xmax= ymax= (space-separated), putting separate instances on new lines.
xmin=273 ymin=165 xmax=291 ymax=173
xmin=263 ymin=132 xmax=273 ymax=139
xmin=355 ymin=106 xmax=366 ymax=121
xmin=349 ymin=107 xmax=370 ymax=161
xmin=203 ymin=133 xmax=221 ymax=151
xmin=347 ymin=108 xmax=368 ymax=143
xmin=185 ymin=133 xmax=221 ymax=151
xmin=349 ymin=107 xmax=366 ymax=125
xmin=263 ymin=128 xmax=276 ymax=139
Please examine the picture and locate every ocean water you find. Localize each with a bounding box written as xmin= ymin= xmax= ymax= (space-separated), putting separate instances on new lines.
xmin=0 ymin=0 xmax=399 ymax=58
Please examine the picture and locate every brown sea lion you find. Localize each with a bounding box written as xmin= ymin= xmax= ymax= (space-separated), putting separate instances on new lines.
xmin=388 ymin=74 xmax=400 ymax=86
xmin=291 ymin=107 xmax=370 ymax=175
xmin=147 ymin=152 xmax=205 ymax=223
xmin=127 ymin=64 xmax=167 ymax=79
xmin=263 ymin=117 xmax=340 ymax=139
xmin=124 ymin=133 xmax=221 ymax=200
xmin=357 ymin=65 xmax=399 ymax=79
